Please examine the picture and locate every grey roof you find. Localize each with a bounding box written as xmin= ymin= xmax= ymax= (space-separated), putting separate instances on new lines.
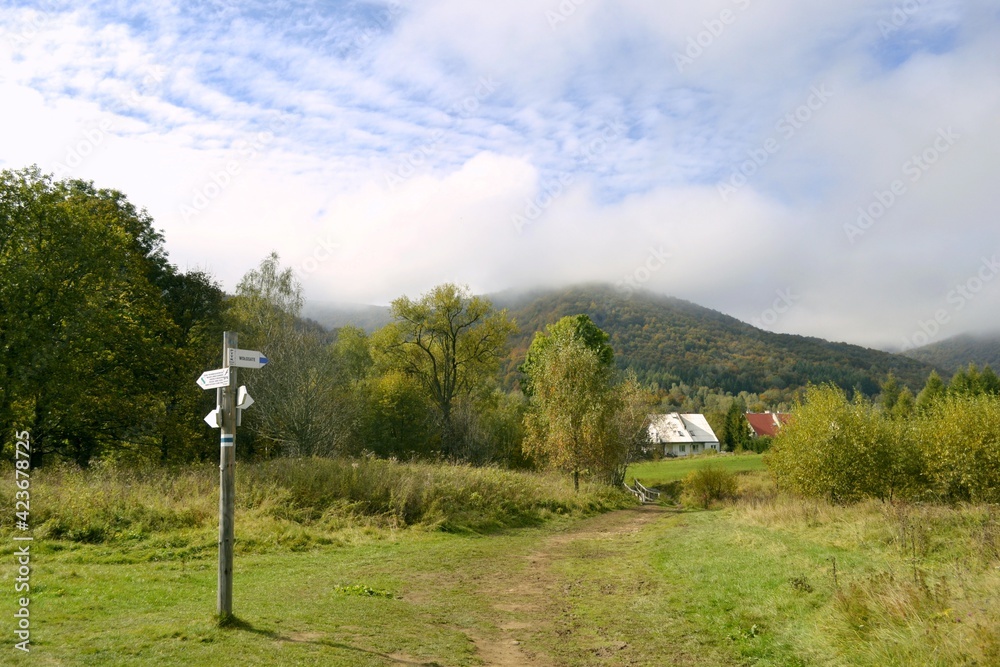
xmin=647 ymin=413 xmax=720 ymax=445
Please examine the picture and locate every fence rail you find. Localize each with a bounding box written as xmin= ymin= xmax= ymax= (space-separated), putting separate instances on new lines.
xmin=624 ymin=478 xmax=660 ymax=503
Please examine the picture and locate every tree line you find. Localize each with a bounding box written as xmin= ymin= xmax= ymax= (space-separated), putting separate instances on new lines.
xmin=0 ymin=168 xmax=647 ymax=487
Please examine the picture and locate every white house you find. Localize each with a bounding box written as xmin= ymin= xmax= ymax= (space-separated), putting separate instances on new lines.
xmin=646 ymin=413 xmax=720 ymax=457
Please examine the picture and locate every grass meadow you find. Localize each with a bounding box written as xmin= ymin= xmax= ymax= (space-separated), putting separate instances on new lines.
xmin=626 ymin=452 xmax=766 ymax=489
xmin=1 ymin=457 xmax=998 ymax=665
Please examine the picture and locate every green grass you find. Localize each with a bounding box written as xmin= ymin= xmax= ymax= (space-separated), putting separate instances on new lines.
xmin=3 ymin=460 xmax=998 ymax=665
xmin=626 ymin=452 xmax=766 ymax=486
xmin=523 ymin=474 xmax=1000 ymax=666
xmin=5 ymin=528 xmax=540 ymax=665
xmin=646 ymin=490 xmax=1000 ymax=665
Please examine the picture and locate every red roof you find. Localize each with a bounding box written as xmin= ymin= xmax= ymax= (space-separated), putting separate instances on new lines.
xmin=745 ymin=412 xmax=790 ymax=438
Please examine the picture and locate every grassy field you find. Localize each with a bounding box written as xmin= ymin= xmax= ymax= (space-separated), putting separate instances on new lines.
xmin=626 ymin=452 xmax=767 ymax=486
xmin=3 ymin=460 xmax=999 ymax=665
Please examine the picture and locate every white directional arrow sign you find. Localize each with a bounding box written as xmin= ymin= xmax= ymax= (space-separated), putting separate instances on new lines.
xmin=204 ymin=408 xmax=222 ymax=428
xmin=197 ymin=367 xmax=231 ymax=390
xmin=228 ymin=349 xmax=269 ymax=369
xmin=236 ymin=386 xmax=254 ymax=427
xmin=236 ymin=386 xmax=254 ymax=410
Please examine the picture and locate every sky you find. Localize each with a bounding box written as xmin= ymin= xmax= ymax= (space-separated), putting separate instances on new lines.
xmin=1 ymin=0 xmax=998 ymax=350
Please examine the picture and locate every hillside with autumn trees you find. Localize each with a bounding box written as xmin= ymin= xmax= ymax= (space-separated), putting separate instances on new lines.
xmin=493 ymin=285 xmax=940 ymax=399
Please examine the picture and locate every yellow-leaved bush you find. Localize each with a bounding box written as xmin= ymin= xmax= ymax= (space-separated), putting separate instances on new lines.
xmin=767 ymin=385 xmax=1000 ymax=503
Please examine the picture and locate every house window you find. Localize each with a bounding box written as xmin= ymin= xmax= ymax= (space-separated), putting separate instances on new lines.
xmin=679 ymin=445 xmax=686 ymax=453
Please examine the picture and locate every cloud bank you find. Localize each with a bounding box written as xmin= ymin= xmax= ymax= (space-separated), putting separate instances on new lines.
xmin=1 ymin=0 xmax=998 ymax=348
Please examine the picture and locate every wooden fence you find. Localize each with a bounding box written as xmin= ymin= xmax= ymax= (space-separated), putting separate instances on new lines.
xmin=624 ymin=478 xmax=660 ymax=503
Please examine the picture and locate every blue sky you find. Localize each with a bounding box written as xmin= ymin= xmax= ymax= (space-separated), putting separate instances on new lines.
xmin=1 ymin=0 xmax=998 ymax=349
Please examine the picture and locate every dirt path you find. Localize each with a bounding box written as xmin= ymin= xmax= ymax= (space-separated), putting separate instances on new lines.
xmin=466 ymin=504 xmax=669 ymax=667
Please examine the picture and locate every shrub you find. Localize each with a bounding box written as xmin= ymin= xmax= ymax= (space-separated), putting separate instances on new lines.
xmin=768 ymin=385 xmax=1000 ymax=504
xmin=682 ymin=465 xmax=738 ymax=509
xmin=766 ymin=384 xmax=923 ymax=503
xmin=917 ymin=395 xmax=1000 ymax=503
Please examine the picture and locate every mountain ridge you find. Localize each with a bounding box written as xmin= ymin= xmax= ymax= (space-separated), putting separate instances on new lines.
xmin=306 ymin=283 xmax=943 ymax=397
xmin=901 ymin=333 xmax=1000 ymax=372
xmin=493 ymin=285 xmax=938 ymax=396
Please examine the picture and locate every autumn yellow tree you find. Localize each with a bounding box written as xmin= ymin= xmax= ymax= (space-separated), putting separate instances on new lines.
xmin=522 ymin=316 xmax=647 ymax=489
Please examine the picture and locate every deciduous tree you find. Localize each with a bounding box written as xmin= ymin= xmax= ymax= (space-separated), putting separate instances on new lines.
xmin=374 ymin=284 xmax=516 ymax=458
xmin=0 ymin=168 xmax=192 ymax=465
xmin=522 ymin=316 xmax=647 ymax=488
xmin=229 ymin=253 xmax=347 ymax=458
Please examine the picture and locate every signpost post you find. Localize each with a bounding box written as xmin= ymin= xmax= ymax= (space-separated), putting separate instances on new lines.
xmin=196 ymin=333 xmax=267 ymax=622
xmin=218 ymin=331 xmax=237 ymax=621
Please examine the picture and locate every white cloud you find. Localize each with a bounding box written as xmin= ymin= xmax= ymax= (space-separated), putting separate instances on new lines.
xmin=1 ymin=0 xmax=998 ymax=349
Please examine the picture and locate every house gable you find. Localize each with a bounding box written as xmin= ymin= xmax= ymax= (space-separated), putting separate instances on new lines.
xmin=646 ymin=412 xmax=720 ymax=457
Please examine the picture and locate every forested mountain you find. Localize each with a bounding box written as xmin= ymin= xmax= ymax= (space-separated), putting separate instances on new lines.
xmin=901 ymin=334 xmax=1000 ymax=373
xmin=307 ymin=284 xmax=941 ymax=398
xmin=493 ymin=285 xmax=939 ymax=396
xmin=304 ymin=301 xmax=393 ymax=332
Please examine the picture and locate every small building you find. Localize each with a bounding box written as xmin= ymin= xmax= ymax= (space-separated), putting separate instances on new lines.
xmin=745 ymin=412 xmax=791 ymax=438
xmin=646 ymin=413 xmax=720 ymax=457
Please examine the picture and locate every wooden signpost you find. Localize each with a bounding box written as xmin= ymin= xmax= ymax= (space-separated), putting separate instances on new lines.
xmin=197 ymin=332 xmax=267 ymax=620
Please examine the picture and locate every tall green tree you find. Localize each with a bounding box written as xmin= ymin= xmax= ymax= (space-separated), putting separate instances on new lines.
xmin=948 ymin=364 xmax=981 ymax=397
xmin=152 ymin=268 xmax=227 ymax=463
xmin=0 ymin=167 xmax=195 ymax=465
xmin=916 ymin=370 xmax=946 ymax=411
xmin=373 ymin=284 xmax=516 ymax=458
xmin=519 ymin=313 xmax=613 ymax=396
xmin=980 ymin=365 xmax=1000 ymax=395
xmin=891 ymin=386 xmax=916 ymax=419
xmin=523 ymin=336 xmax=613 ymax=490
xmin=720 ymin=397 xmax=752 ymax=452
xmin=879 ymin=373 xmax=902 ymax=412
xmin=522 ymin=316 xmax=646 ymax=488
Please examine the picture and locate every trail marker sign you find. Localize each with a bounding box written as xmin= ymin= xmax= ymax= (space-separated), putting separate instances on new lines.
xmin=197 ymin=367 xmax=231 ymax=390
xmin=236 ymin=386 xmax=254 ymax=410
xmin=204 ymin=408 xmax=222 ymax=428
xmin=228 ymin=349 xmax=268 ymax=369
xmin=195 ymin=332 xmax=268 ymax=620
xmin=236 ymin=386 xmax=254 ymax=427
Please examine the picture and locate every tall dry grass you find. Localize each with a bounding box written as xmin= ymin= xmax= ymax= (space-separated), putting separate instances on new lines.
xmin=2 ymin=457 xmax=632 ymax=551
xmin=731 ymin=472 xmax=1000 ymax=665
